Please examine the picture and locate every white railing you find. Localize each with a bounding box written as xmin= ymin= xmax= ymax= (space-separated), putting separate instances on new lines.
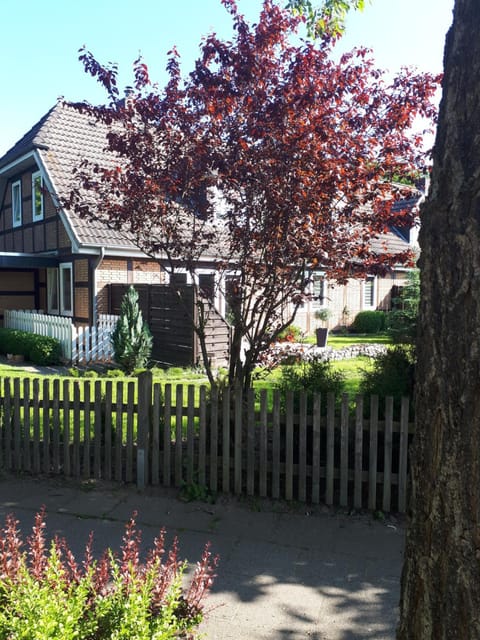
xmin=4 ymin=310 xmax=119 ymax=365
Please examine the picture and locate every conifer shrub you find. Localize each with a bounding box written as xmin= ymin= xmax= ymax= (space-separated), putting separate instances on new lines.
xmin=0 ymin=508 xmax=218 ymax=639
xmin=111 ymin=286 xmax=153 ymax=374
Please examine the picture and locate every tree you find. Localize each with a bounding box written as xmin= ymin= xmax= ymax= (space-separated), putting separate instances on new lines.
xmin=286 ymin=0 xmax=369 ymax=37
xmin=111 ymin=285 xmax=152 ymax=374
xmin=67 ymin=0 xmax=439 ymax=390
xmin=397 ymin=1 xmax=480 ymax=637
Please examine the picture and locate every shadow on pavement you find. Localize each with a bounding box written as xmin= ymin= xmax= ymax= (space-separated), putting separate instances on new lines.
xmin=0 ymin=475 xmax=404 ymax=640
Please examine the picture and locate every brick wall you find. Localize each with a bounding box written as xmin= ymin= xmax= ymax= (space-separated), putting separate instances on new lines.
xmin=95 ymin=258 xmax=165 ymax=314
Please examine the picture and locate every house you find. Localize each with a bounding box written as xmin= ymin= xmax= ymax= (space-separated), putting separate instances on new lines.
xmin=0 ymin=101 xmax=421 ymax=354
xmin=0 ymin=101 xmax=231 ymax=365
xmin=0 ymin=101 xmax=166 ymax=327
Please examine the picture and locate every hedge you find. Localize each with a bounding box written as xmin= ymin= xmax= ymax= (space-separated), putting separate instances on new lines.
xmin=0 ymin=329 xmax=62 ymax=366
xmin=351 ymin=310 xmax=386 ymax=334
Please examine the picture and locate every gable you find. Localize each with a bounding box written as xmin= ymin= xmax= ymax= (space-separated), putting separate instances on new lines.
xmin=0 ymin=102 xmax=142 ymax=256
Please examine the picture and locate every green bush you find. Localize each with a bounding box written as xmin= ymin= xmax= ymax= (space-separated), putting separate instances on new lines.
xmin=360 ymin=345 xmax=415 ymax=401
xmin=28 ymin=336 xmax=63 ymax=366
xmin=0 ymin=328 xmax=62 ymax=365
xmin=112 ymin=286 xmax=153 ymax=375
xmin=387 ymin=270 xmax=420 ymax=344
xmin=0 ymin=508 xmax=218 ymax=640
xmin=278 ymin=356 xmax=346 ymax=405
xmin=351 ymin=311 xmax=386 ymax=334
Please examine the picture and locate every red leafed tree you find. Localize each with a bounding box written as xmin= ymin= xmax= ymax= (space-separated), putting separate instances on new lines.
xmin=68 ymin=0 xmax=439 ymax=389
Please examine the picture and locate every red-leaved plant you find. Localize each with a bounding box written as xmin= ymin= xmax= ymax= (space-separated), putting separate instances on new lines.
xmin=0 ymin=507 xmax=218 ymax=639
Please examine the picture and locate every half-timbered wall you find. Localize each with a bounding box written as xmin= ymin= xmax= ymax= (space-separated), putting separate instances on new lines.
xmin=0 ymin=167 xmax=70 ymax=253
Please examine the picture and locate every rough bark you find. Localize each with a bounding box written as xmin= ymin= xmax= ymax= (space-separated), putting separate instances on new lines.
xmin=398 ymin=1 xmax=480 ymax=637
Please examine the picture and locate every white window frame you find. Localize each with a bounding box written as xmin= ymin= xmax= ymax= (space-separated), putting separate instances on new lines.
xmin=59 ymin=263 xmax=73 ymax=316
xmin=32 ymin=171 xmax=44 ymax=221
xmin=12 ymin=180 xmax=22 ymax=227
xmin=47 ymin=268 xmax=59 ymax=314
xmin=363 ymin=275 xmax=376 ymax=309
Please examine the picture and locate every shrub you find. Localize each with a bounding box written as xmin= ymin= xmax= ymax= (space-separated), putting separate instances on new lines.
xmin=0 ymin=328 xmax=62 ymax=365
xmin=387 ymin=269 xmax=420 ymax=344
xmin=278 ymin=356 xmax=346 ymax=405
xmin=360 ymin=345 xmax=415 ymax=401
xmin=111 ymin=286 xmax=153 ymax=374
xmin=106 ymin=368 xmax=125 ymax=378
xmin=28 ymin=335 xmax=63 ymax=366
xmin=0 ymin=508 xmax=218 ymax=640
xmin=351 ymin=310 xmax=386 ymax=334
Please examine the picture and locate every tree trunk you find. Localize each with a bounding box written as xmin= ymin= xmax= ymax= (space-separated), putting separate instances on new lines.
xmin=398 ymin=1 xmax=480 ymax=637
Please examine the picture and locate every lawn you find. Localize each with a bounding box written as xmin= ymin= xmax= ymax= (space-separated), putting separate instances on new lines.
xmin=331 ymin=356 xmax=374 ymax=396
xmin=304 ymin=332 xmax=391 ymax=349
xmin=0 ymin=333 xmax=389 ymax=400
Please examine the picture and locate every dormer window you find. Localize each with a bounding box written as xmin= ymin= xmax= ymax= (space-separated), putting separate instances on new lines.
xmin=32 ymin=171 xmax=44 ymax=221
xmin=12 ymin=180 xmax=22 ymax=227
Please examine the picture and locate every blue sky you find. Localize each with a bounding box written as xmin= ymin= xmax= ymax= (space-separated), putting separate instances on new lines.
xmin=0 ymin=0 xmax=454 ymax=156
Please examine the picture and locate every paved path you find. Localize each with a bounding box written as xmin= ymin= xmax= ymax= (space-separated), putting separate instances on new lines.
xmin=0 ymin=475 xmax=404 ymax=639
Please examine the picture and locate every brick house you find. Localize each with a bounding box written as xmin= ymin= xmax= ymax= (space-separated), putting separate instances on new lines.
xmin=0 ymin=101 xmax=421 ymax=337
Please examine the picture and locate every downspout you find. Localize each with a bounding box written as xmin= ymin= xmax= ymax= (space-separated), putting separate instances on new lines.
xmin=91 ymin=247 xmax=105 ymax=326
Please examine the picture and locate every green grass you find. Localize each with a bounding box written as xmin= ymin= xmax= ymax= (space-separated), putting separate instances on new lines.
xmin=302 ymin=332 xmax=391 ymax=348
xmin=331 ymin=356 xmax=374 ymax=396
xmin=327 ymin=333 xmax=391 ymax=348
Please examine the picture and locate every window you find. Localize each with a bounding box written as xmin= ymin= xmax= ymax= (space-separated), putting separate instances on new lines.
xmin=363 ymin=276 xmax=376 ymax=308
xmin=312 ymin=274 xmax=326 ymax=308
xmin=224 ymin=275 xmax=241 ymax=322
xmin=32 ymin=171 xmax=44 ymax=221
xmin=12 ymin=180 xmax=22 ymax=227
xmin=170 ymin=272 xmax=187 ymax=286
xmin=59 ymin=263 xmax=73 ymax=316
xmin=47 ymin=268 xmax=59 ymax=314
xmin=198 ymin=273 xmax=215 ymax=302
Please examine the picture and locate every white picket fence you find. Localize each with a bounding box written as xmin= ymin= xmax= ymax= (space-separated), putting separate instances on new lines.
xmin=3 ymin=310 xmax=118 ymax=364
xmin=72 ymin=315 xmax=118 ymax=364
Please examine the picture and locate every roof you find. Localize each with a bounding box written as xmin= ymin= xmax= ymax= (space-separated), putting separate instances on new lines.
xmin=0 ymin=102 xmax=422 ymax=261
xmin=0 ymin=101 xmax=136 ymax=251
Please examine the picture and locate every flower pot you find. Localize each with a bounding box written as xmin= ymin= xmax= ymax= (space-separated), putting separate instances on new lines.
xmin=7 ymin=354 xmax=25 ymax=363
xmin=315 ymin=328 xmax=329 ymax=348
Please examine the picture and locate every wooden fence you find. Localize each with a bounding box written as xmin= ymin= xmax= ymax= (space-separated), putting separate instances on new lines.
xmin=109 ymin=283 xmax=231 ymax=368
xmin=4 ymin=310 xmax=118 ymax=364
xmin=0 ymin=372 xmax=413 ymax=513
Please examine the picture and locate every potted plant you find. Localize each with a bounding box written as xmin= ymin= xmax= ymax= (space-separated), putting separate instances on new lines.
xmin=314 ymin=308 xmax=331 ymax=347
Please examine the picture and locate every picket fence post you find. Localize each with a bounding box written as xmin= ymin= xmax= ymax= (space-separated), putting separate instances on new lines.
xmin=137 ymin=370 xmax=152 ymax=489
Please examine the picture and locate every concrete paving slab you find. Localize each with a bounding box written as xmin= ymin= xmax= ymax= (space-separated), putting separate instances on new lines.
xmin=0 ymin=474 xmax=404 ymax=639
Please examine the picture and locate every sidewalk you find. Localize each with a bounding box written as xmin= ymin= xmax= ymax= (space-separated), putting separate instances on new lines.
xmin=0 ymin=474 xmax=404 ymax=639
